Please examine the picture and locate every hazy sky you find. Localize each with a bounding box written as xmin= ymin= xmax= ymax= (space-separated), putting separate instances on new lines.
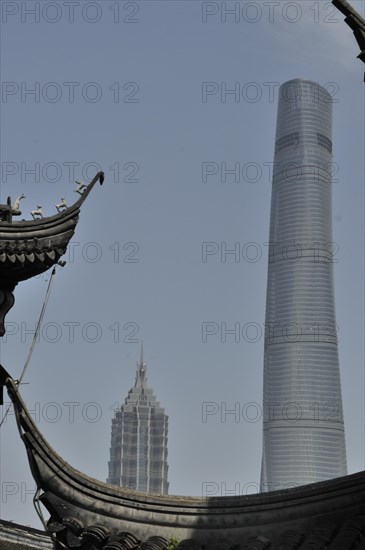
xmin=0 ymin=0 xmax=364 ymax=527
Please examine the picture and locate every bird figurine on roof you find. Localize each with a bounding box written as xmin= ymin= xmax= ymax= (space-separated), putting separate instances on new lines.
xmin=11 ymin=194 xmax=25 ymax=216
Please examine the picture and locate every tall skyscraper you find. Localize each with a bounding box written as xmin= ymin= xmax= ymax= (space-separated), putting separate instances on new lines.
xmin=107 ymin=345 xmax=169 ymax=494
xmin=260 ymin=79 xmax=347 ymax=491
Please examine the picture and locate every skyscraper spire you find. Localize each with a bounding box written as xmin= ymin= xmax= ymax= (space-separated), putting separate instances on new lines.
xmin=135 ymin=340 xmax=147 ymax=387
xmin=140 ymin=340 xmax=144 ymax=366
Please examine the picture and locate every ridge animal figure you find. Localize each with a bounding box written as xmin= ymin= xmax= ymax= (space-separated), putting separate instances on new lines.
xmin=30 ymin=205 xmax=43 ymax=219
xmin=11 ymin=194 xmax=25 ymax=214
xmin=55 ymin=198 xmax=67 ymax=212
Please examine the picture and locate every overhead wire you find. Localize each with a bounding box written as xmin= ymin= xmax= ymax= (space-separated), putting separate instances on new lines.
xmin=0 ymin=267 xmax=57 ymax=429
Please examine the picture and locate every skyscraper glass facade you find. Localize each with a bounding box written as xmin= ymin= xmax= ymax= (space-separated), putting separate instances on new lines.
xmin=260 ymin=79 xmax=347 ymax=491
xmin=108 ymin=350 xmax=169 ymax=494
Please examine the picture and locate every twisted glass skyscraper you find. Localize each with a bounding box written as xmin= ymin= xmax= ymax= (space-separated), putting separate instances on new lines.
xmin=260 ymin=79 xmax=347 ymax=491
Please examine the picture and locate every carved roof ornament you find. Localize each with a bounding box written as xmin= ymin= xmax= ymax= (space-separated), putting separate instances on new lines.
xmin=332 ymin=0 xmax=365 ymax=80
xmin=11 ymin=193 xmax=26 ymax=216
xmin=0 ymin=171 xmax=104 ymax=336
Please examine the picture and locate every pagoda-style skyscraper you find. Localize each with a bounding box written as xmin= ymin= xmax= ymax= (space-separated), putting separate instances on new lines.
xmin=107 ymin=345 xmax=169 ymax=494
xmin=260 ymin=79 xmax=347 ymax=491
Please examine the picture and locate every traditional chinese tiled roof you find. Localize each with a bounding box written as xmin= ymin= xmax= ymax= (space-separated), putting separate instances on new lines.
xmin=0 ymin=172 xmax=104 ymax=336
xmin=2 ymin=512 xmax=365 ymax=549
xmin=0 ymin=519 xmax=53 ymax=550
xmin=2 ymin=374 xmax=364 ymax=550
